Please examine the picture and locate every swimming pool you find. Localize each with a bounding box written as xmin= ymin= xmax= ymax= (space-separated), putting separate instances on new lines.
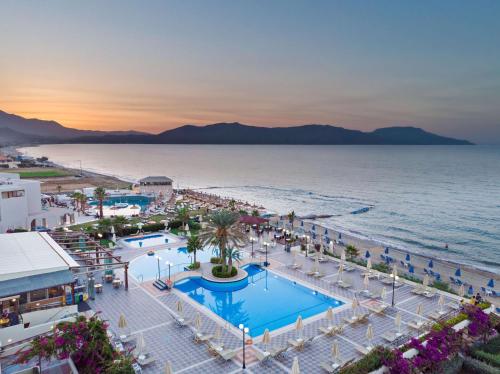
xmin=89 ymin=195 xmax=152 ymax=211
xmin=122 ymin=233 xmax=179 ymax=248
xmin=175 ymin=265 xmax=345 ymax=337
xmin=129 ymin=246 xmax=214 ymax=281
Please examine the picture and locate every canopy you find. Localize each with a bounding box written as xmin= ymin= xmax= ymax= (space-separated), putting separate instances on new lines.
xmin=488 ymin=279 xmax=495 ymax=288
xmin=455 ymin=268 xmax=461 ymax=277
xmin=239 ymin=215 xmax=269 ymax=225
xmin=365 ymin=250 xmax=371 ymax=258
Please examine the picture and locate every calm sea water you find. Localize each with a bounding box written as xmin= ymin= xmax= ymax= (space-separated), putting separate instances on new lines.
xmin=20 ymin=144 xmax=500 ymax=272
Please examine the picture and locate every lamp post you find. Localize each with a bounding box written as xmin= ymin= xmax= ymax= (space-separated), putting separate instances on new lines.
xmin=390 ymin=267 xmax=399 ymax=307
xmin=263 ymin=241 xmax=269 ymax=267
xmin=155 ymin=256 xmax=162 ymax=280
xmin=249 ymin=237 xmax=256 ymax=258
xmin=238 ymin=323 xmax=249 ymax=369
xmin=165 ymin=261 xmax=174 ymax=282
xmin=305 ymin=235 xmax=310 ymax=258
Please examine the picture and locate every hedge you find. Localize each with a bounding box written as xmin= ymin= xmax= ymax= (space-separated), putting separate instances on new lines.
xmin=339 ymin=347 xmax=392 ymax=374
xmin=212 ymin=265 xmax=237 ymax=278
xmin=463 ymin=357 xmax=500 ymax=374
xmin=210 ymin=257 xmax=223 ymax=264
xmin=121 ymin=222 xmax=165 ymax=236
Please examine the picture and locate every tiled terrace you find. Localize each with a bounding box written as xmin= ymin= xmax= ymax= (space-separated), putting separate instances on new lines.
xmin=85 ymin=241 xmax=460 ymax=373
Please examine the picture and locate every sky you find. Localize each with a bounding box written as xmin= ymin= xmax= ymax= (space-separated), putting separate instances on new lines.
xmin=1 ymin=1 xmax=499 ymax=143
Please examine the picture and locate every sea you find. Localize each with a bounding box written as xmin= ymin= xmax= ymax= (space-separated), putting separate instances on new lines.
xmin=19 ymin=144 xmax=500 ymax=273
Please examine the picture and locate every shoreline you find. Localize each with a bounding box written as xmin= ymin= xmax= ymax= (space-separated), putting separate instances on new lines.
xmin=12 ymin=146 xmax=499 ymax=281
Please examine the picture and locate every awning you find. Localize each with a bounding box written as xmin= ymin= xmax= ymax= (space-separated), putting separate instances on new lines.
xmin=0 ymin=270 xmax=74 ymax=298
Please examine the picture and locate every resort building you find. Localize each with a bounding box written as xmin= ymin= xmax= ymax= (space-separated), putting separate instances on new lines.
xmin=0 ymin=232 xmax=79 ymax=350
xmin=139 ymin=176 xmax=173 ymax=201
xmin=0 ymin=173 xmax=73 ymax=233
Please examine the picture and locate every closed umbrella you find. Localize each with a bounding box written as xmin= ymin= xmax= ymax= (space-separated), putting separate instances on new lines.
xmin=384 ymin=247 xmax=389 ymax=254
xmin=423 ymin=275 xmax=430 ymax=289
xmin=214 ymin=325 xmax=222 ymax=345
xmin=455 ymin=268 xmax=461 ymax=277
xmin=468 ymin=285 xmax=474 ymax=295
xmin=409 ymin=265 xmax=415 ymax=274
xmin=438 ymin=294 xmax=445 ymax=313
xmin=428 ymin=259 xmax=434 ymax=268
xmin=363 ymin=274 xmax=370 ymax=291
xmin=332 ymin=339 xmax=340 ymax=364
xmin=366 ymin=324 xmax=374 ymax=348
xmin=488 ymin=279 xmax=495 ymax=288
xmin=341 ymin=249 xmax=346 ymax=262
xmin=194 ymin=312 xmax=202 ymax=331
xmin=416 ymin=303 xmax=424 ymax=324
xmin=118 ymin=314 xmax=127 ymax=330
xmin=325 ymin=307 xmax=334 ymax=327
xmin=176 ymin=300 xmax=183 ymax=316
xmin=352 ymin=297 xmax=359 ymax=318
xmin=301 ymin=220 xmax=304 ymax=227
xmin=324 ymin=228 xmax=328 ymax=235
xmin=135 ymin=332 xmax=146 ymax=356
xmin=367 ymin=258 xmax=372 ymax=271
xmin=184 ymin=223 xmax=189 ymax=232
xmin=337 ymin=262 xmax=344 ymax=282
xmin=365 ymin=250 xmax=371 ymax=258
xmin=381 ymin=287 xmax=387 ymax=302
xmin=329 ymin=240 xmax=334 ymax=253
xmin=164 ymin=361 xmax=173 ymax=374
xmin=262 ymin=328 xmax=271 ymax=352
xmin=395 ymin=312 xmax=402 ymax=335
xmin=459 ymin=284 xmax=465 ymax=298
xmin=291 ymin=357 xmax=300 ymax=374
xmin=111 ymin=226 xmax=116 ymax=244
xmin=295 ymin=315 xmax=304 ymax=339
xmin=312 ymin=224 xmax=316 ymax=231
xmin=405 ymin=253 xmax=411 ymax=262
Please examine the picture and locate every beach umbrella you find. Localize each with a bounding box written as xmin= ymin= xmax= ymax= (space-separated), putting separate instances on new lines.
xmin=337 ymin=262 xmax=344 ymax=282
xmin=312 ymin=232 xmax=317 ymax=240
xmin=416 ymin=303 xmax=424 ymax=323
xmin=295 ymin=315 xmax=304 ymax=339
xmin=488 ymin=279 xmax=495 ymax=288
xmin=194 ymin=312 xmax=202 ymax=331
xmin=340 ymin=249 xmax=346 ymax=262
xmin=214 ymin=325 xmax=222 ymax=345
xmin=312 ymin=224 xmax=316 ymax=231
xmin=291 ymin=357 xmax=300 ymax=374
xmin=395 ymin=312 xmax=402 ymax=334
xmin=338 ymin=233 xmax=342 ymax=239
xmin=176 ymin=300 xmax=183 ymax=316
xmin=164 ymin=361 xmax=173 ymax=374
xmin=438 ymin=294 xmax=445 ymax=313
xmin=384 ymin=247 xmax=389 ymax=254
xmin=381 ymin=287 xmax=387 ymax=302
xmin=135 ymin=332 xmax=146 ymax=356
xmin=324 ymin=228 xmax=328 ymax=235
xmin=423 ymin=275 xmax=430 ymax=289
xmin=325 ymin=307 xmax=334 ymax=327
xmin=351 ymin=297 xmax=359 ymax=317
xmin=366 ymin=324 xmax=374 ymax=348
xmin=367 ymin=258 xmax=372 ymax=271
xmin=301 ymin=220 xmax=304 ymax=227
xmin=385 ymin=256 xmax=391 ymax=265
xmin=365 ymin=250 xmax=371 ymax=259
xmin=468 ymin=285 xmax=474 ymax=295
xmin=405 ymin=253 xmax=411 ymax=262
xmin=329 ymin=240 xmax=334 ymax=252
xmin=118 ymin=314 xmax=127 ymax=330
xmin=459 ymin=284 xmax=465 ymax=298
xmin=455 ymin=268 xmax=461 ymax=277
xmin=262 ymin=329 xmax=271 ymax=352
xmin=332 ymin=340 xmax=340 ymax=364
xmin=364 ymin=274 xmax=370 ymax=291
xmin=428 ymin=259 xmax=434 ymax=268
xmin=409 ymin=265 xmax=415 ymax=274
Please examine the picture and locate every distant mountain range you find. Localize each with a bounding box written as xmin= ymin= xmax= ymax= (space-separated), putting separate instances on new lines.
xmin=0 ymin=110 xmax=473 ymax=146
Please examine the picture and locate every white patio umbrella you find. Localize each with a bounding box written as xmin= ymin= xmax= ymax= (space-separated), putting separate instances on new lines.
xmin=135 ymin=332 xmax=146 ymax=356
xmin=340 ymin=249 xmax=346 ymax=262
xmin=363 ymin=274 xmax=370 ymax=291
xmin=329 ymin=240 xmax=334 ymax=253
xmin=438 ymin=294 xmax=445 ymax=313
xmin=111 ymin=226 xmax=116 ymax=243
xmin=295 ymin=315 xmax=304 ymax=339
xmin=194 ymin=312 xmax=202 ymax=331
xmin=459 ymin=284 xmax=465 ymax=298
xmin=176 ymin=300 xmax=183 ymax=316
xmin=337 ymin=262 xmax=344 ymax=282
xmin=366 ymin=324 xmax=374 ymax=348
xmin=381 ymin=287 xmax=387 ymax=302
xmin=416 ymin=303 xmax=424 ymax=324
xmin=423 ymin=275 xmax=430 ymax=290
xmin=164 ymin=361 xmax=173 ymax=374
xmin=291 ymin=357 xmax=300 ymax=374
xmin=325 ymin=307 xmax=334 ymax=327
xmin=367 ymin=258 xmax=372 ymax=271
xmin=214 ymin=325 xmax=222 ymax=345
xmin=118 ymin=314 xmax=127 ymax=330
xmin=332 ymin=339 xmax=340 ymax=364
xmin=184 ymin=223 xmax=189 ymax=231
xmin=314 ymin=256 xmax=320 ymax=274
xmin=395 ymin=312 xmax=402 ymax=335
xmin=351 ymin=297 xmax=359 ymax=318
xmin=262 ymin=328 xmax=271 ymax=352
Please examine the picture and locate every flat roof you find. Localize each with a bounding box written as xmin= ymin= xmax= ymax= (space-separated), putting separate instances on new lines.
xmin=0 ymin=232 xmax=79 ymax=282
xmin=139 ymin=176 xmax=173 ymax=183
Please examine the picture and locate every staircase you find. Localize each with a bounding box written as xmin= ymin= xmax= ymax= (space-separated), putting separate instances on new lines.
xmin=153 ymin=279 xmax=168 ymax=291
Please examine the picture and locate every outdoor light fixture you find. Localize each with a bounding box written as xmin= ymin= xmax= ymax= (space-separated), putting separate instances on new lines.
xmin=238 ymin=323 xmax=250 ymax=369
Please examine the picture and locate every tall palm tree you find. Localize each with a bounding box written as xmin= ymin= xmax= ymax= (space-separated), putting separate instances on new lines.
xmin=225 ymin=247 xmax=242 ymax=274
xmin=287 ymin=210 xmax=296 ymax=230
xmin=93 ymin=187 xmax=107 ymax=218
xmin=71 ymin=192 xmax=82 ymax=211
xmin=187 ymin=235 xmax=203 ymax=265
xmin=176 ymin=206 xmax=190 ymax=228
xmin=113 ymin=216 xmax=128 ymax=235
xmin=78 ymin=194 xmax=87 ymax=214
xmin=199 ymin=210 xmax=245 ymax=262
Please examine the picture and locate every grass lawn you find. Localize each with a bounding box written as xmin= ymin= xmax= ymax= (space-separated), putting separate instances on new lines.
xmin=10 ymin=168 xmax=73 ymax=178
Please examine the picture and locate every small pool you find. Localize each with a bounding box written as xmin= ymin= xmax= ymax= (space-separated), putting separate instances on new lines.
xmin=129 ymin=246 xmax=214 ymax=281
xmin=122 ymin=233 xmax=179 ymax=248
xmin=89 ymin=195 xmax=152 ymax=211
xmin=175 ymin=265 xmax=345 ymax=337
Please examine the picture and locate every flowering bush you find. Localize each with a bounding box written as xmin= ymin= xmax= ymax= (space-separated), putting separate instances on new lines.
xmin=465 ymin=305 xmax=493 ymax=342
xmin=15 ymin=315 xmax=133 ymax=374
xmin=382 ymin=349 xmax=412 ymax=374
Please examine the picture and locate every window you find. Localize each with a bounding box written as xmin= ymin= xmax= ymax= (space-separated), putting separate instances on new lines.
xmin=29 ymin=289 xmax=47 ymax=302
xmin=48 ymin=286 xmax=63 ymax=298
xmin=1 ymin=190 xmax=25 ymax=199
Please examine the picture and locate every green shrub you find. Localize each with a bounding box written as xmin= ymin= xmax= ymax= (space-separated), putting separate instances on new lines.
xmin=212 ymin=265 xmax=237 ymax=278
xmin=339 ymin=347 xmax=391 ymax=374
xmin=471 ymin=350 xmax=500 ymax=368
xmin=372 ymin=262 xmax=390 ymax=273
xmin=432 ymin=280 xmax=457 ymax=294
xmin=400 ymin=274 xmax=422 ymax=284
xmin=188 ymin=262 xmax=201 ymax=270
xmin=463 ymin=357 xmax=500 ymax=374
xmin=210 ymin=257 xmax=223 ymax=264
xmin=168 ymin=219 xmax=183 ymax=229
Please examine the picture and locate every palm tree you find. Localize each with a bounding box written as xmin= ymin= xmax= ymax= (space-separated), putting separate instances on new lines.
xmin=112 ymin=216 xmax=128 ymax=235
xmin=71 ymin=192 xmax=82 ymax=211
xmin=176 ymin=206 xmax=190 ymax=228
xmin=199 ymin=210 xmax=245 ymax=263
xmin=97 ymin=218 xmax=112 ymax=234
xmin=78 ymin=194 xmax=87 ymax=214
xmin=346 ymin=244 xmax=359 ymax=260
xmin=187 ymin=235 xmax=203 ymax=266
xmin=251 ymin=209 xmax=260 ymax=217
xmin=287 ymin=210 xmax=296 ymax=230
xmin=57 ymin=185 xmax=62 ymax=194
xmin=93 ymin=187 xmax=107 ymax=218
xmin=225 ymin=247 xmax=242 ymax=275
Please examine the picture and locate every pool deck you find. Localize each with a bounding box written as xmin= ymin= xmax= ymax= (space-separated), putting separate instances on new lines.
xmin=79 ymin=239 xmax=462 ymax=373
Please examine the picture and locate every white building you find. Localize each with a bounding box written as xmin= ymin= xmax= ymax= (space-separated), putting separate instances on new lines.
xmin=139 ymin=176 xmax=173 ymax=201
xmin=0 ymin=173 xmax=73 ymax=233
xmin=0 ymin=232 xmax=79 ymax=351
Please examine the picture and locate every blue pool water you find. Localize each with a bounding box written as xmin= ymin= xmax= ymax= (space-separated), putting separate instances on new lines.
xmin=175 ymin=265 xmax=345 ymax=337
xmin=129 ymin=246 xmax=215 ymax=281
xmin=124 ymin=234 xmax=164 ymax=242
xmin=89 ymin=195 xmax=152 ymax=211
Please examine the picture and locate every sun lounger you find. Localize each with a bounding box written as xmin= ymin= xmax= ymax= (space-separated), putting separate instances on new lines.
xmin=382 ymin=331 xmax=398 ymax=343
xmin=120 ymin=334 xmax=135 ymax=344
xmin=137 ymin=353 xmax=156 ymax=366
xmin=319 ymin=324 xmax=344 ymax=336
xmin=336 ymin=281 xmax=351 ymax=289
xmin=411 ymin=287 xmax=425 ymax=295
xmin=355 ymin=345 xmax=374 ymax=355
xmin=320 ymin=361 xmax=341 ymax=373
xmin=217 ymin=348 xmax=239 ymax=362
xmin=344 ymin=266 xmax=355 ymax=272
xmin=314 ymin=271 xmax=326 ymax=278
xmin=193 ymin=331 xmax=213 ymax=343
xmin=446 ymin=301 xmax=461 ymax=310
xmin=288 ymin=338 xmax=306 ymax=350
xmin=268 ymin=345 xmax=288 ymax=359
xmin=306 ymin=269 xmax=317 ymax=276
xmin=255 ymin=349 xmax=271 ymax=362
xmin=427 ymin=310 xmax=446 ymax=320
xmin=371 ymin=304 xmax=387 ymax=314
xmin=408 ymin=320 xmax=425 ymax=330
